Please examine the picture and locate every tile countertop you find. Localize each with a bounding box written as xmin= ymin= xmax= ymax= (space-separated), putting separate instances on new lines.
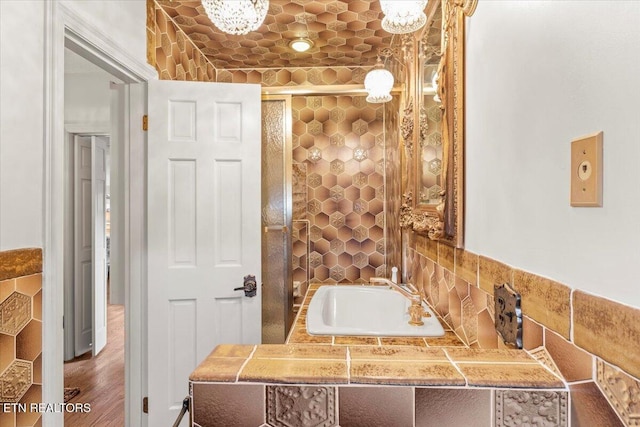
xmin=189 ymin=284 xmax=566 ymax=389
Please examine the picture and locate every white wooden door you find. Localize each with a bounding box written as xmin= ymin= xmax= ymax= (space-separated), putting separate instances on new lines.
xmin=147 ymin=80 xmax=262 ymax=425
xmin=74 ymin=136 xmax=93 ymax=356
xmin=92 ymin=136 xmax=109 ymax=356
xmin=74 ymin=135 xmax=108 ymax=357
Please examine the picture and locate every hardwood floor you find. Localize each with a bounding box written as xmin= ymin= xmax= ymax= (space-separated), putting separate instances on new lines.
xmin=64 ymin=304 xmax=124 ymax=426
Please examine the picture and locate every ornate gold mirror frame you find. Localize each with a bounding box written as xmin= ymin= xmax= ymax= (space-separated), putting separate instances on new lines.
xmin=400 ymin=0 xmax=476 ymax=248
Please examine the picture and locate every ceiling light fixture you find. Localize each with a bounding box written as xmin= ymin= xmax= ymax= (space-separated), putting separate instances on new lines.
xmin=290 ymin=38 xmax=314 ymax=53
xmin=379 ymin=0 xmax=428 ymax=34
xmin=364 ymin=57 xmax=394 ymax=103
xmin=202 ymin=0 xmax=269 ymax=36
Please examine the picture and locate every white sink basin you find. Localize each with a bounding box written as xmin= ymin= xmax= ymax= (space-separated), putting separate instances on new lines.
xmin=306 ymin=285 xmax=445 ymax=337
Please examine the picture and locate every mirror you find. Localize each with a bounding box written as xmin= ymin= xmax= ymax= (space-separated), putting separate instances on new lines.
xmin=399 ymin=0 xmax=474 ymax=248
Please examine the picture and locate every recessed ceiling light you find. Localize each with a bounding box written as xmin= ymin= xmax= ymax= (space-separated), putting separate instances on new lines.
xmin=290 ymin=38 xmax=313 ymax=53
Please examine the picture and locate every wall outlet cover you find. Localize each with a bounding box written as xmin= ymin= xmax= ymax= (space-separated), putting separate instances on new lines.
xmin=494 ymin=283 xmax=523 ymax=349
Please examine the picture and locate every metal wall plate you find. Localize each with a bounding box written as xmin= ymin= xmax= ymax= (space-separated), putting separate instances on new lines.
xmin=494 ymin=283 xmax=523 ymax=349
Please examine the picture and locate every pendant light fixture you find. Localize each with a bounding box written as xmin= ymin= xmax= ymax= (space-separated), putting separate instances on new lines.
xmin=379 ymin=0 xmax=428 ymax=34
xmin=364 ymin=57 xmax=394 ymax=103
xmin=201 ymin=0 xmax=269 ymax=35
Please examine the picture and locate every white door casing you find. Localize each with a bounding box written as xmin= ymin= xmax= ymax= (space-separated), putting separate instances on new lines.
xmin=147 ymin=80 xmax=262 ymax=425
xmin=92 ymin=136 xmax=108 ymax=356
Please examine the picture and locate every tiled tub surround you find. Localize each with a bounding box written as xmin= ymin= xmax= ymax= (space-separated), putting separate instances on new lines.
xmin=0 ymin=248 xmax=43 ymax=427
xmin=407 ymin=235 xmax=640 ymax=426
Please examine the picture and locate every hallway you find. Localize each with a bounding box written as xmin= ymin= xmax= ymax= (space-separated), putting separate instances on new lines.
xmin=64 ymin=304 xmax=124 ymax=426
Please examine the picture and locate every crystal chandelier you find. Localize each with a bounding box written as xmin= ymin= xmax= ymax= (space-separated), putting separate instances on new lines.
xmin=202 ymin=0 xmax=269 ymax=35
xmin=379 ymin=1 xmax=428 ymax=34
xmin=364 ymin=58 xmax=394 ymax=103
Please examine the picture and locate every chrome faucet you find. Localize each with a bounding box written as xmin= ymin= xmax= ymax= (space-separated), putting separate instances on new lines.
xmin=369 ymin=277 xmax=431 ymax=326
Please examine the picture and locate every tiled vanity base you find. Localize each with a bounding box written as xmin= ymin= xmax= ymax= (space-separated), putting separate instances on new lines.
xmin=191 ymin=382 xmax=568 ymax=427
xmin=189 ymin=344 xmax=566 ymax=427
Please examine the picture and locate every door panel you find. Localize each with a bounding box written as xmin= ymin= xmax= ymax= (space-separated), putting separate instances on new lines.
xmin=168 ymin=160 xmax=197 ymax=266
xmin=74 ymin=136 xmax=93 ymax=356
xmin=73 ymin=135 xmax=109 ymax=357
xmin=92 ymin=136 xmax=108 ymax=356
xmin=148 ymin=80 xmax=261 ymax=425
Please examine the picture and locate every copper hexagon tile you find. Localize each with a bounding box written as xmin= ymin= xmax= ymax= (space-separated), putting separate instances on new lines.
xmin=0 ymin=333 xmax=15 ymax=373
xmin=0 ymin=292 xmax=31 ymax=335
xmin=0 ymin=279 xmax=16 ymax=304
xmin=15 ymin=319 xmax=41 ymax=362
xmin=16 ymin=273 xmax=42 ymax=297
xmin=0 ymin=359 xmax=32 ymax=403
xmin=16 ymin=384 xmax=41 ymax=427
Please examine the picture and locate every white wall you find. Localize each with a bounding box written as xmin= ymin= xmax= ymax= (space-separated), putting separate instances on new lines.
xmin=0 ymin=0 xmax=147 ymax=251
xmin=465 ymin=1 xmax=640 ymax=308
xmin=0 ymin=1 xmax=45 ymax=250
xmin=60 ymin=0 xmax=147 ymax=64
xmin=65 ymin=72 xmax=113 ymax=125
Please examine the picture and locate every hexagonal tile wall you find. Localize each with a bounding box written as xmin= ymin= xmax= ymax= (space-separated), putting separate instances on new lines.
xmin=155 ymin=0 xmax=391 ymax=70
xmin=149 ymin=2 xmax=216 ymax=81
xmin=292 ymin=95 xmax=385 ymax=284
xmin=0 ymin=250 xmax=43 ymax=427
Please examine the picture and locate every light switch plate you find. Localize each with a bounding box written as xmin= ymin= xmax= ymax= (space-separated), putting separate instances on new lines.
xmin=571 ymin=131 xmax=603 ymax=207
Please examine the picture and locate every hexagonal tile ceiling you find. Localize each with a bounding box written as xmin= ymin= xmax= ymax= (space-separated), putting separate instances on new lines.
xmin=156 ymin=0 xmax=392 ymax=69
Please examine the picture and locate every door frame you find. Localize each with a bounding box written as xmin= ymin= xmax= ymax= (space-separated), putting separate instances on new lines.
xmin=44 ymin=3 xmax=156 ymax=426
